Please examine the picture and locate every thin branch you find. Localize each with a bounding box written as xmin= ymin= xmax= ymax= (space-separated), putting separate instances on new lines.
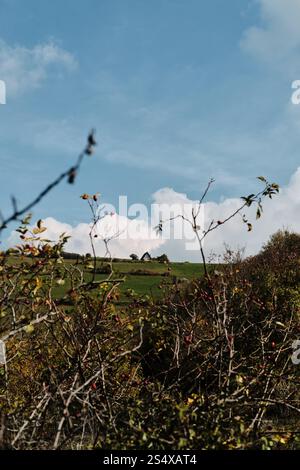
xmin=0 ymin=130 xmax=97 ymax=234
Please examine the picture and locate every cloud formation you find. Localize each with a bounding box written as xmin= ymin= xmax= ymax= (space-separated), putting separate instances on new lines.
xmin=7 ymin=167 xmax=300 ymax=262
xmin=152 ymin=167 xmax=300 ymax=261
xmin=0 ymin=39 xmax=77 ymax=95
xmin=8 ymin=213 xmax=164 ymax=260
xmin=241 ymin=0 xmax=300 ymax=66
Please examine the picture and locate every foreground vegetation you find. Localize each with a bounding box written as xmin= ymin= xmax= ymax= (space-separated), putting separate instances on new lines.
xmin=0 ymin=226 xmax=299 ymax=450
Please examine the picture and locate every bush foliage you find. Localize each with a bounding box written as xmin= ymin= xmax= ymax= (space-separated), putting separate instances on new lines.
xmin=0 ymin=223 xmax=299 ymax=450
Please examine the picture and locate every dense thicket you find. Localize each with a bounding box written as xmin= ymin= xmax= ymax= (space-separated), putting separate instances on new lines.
xmin=0 ymin=230 xmax=299 ymax=449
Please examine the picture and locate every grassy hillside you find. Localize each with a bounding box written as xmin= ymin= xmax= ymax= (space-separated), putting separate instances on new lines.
xmin=7 ymin=255 xmax=207 ymax=303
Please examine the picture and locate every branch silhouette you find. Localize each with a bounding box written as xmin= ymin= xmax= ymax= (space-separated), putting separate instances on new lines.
xmin=0 ymin=130 xmax=97 ymax=234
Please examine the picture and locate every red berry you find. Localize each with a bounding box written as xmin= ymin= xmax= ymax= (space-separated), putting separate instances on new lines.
xmin=184 ymin=334 xmax=193 ymax=345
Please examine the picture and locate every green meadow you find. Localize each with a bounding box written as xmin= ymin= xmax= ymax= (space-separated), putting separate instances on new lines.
xmin=7 ymin=255 xmax=207 ymax=303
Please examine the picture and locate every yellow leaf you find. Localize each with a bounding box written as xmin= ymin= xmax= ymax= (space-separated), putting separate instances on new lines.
xmin=24 ymin=324 xmax=35 ymax=334
xmin=33 ymin=277 xmax=43 ymax=295
xmin=33 ymin=227 xmax=47 ymax=234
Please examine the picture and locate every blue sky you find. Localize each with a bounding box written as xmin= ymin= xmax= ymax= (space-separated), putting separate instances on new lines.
xmin=1 ymin=0 xmax=300 ymax=258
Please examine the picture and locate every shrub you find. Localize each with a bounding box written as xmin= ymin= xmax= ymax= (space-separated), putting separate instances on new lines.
xmin=0 ymin=231 xmax=299 ymax=449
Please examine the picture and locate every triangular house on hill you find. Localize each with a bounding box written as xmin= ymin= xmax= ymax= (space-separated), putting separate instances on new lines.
xmin=140 ymin=252 xmax=151 ymax=261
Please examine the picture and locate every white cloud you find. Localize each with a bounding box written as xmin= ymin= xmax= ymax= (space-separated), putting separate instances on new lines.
xmin=241 ymin=0 xmax=300 ymax=66
xmin=152 ymin=167 xmax=300 ymax=261
xmin=0 ymin=39 xmax=77 ymax=96
xmin=6 ymin=167 xmax=300 ymax=261
xmin=8 ymin=213 xmax=164 ymax=260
